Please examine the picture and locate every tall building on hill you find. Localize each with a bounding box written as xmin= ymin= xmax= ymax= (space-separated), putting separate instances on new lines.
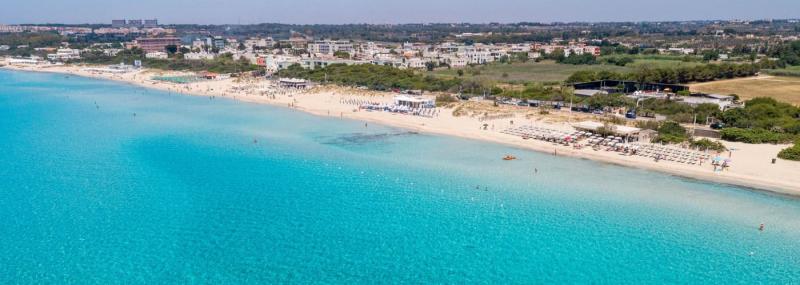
xmin=143 ymin=19 xmax=158 ymax=28
xmin=111 ymin=20 xmax=126 ymax=28
xmin=134 ymin=37 xmax=180 ymax=53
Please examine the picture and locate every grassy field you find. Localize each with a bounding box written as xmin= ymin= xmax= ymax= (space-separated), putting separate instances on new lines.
xmin=762 ymin=65 xmax=800 ymax=77
xmin=426 ymin=60 xmax=631 ymax=84
xmin=690 ymin=76 xmax=800 ymax=105
xmin=624 ymin=59 xmax=704 ymax=69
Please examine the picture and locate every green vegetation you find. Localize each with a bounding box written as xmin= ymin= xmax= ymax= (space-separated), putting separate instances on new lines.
xmin=497 ymin=83 xmax=564 ymax=100
xmin=566 ymin=62 xmax=777 ymax=84
xmin=720 ymin=128 xmax=796 ymax=144
xmin=770 ymin=40 xmax=800 ymax=66
xmin=428 ymin=60 xmax=629 ymax=84
xmin=277 ymin=63 xmax=465 ymax=92
xmin=639 ymin=99 xmax=720 ymax=123
xmin=762 ymin=66 xmax=800 ymax=77
xmin=435 ymin=94 xmax=457 ymax=107
xmin=720 ymin=97 xmax=800 ymax=132
xmin=654 ymin=121 xmax=689 ymax=143
xmin=557 ymin=53 xmax=597 ymax=65
xmin=690 ymin=138 xmax=727 ymax=152
xmin=715 ymin=98 xmax=800 ymax=144
xmin=583 ymin=93 xmax=634 ymax=110
xmin=0 ymin=32 xmax=65 ymax=57
xmin=778 ymin=140 xmax=800 ymax=161
xmin=77 ymin=48 xmax=261 ymax=74
xmin=333 ymin=51 xmax=350 ymax=59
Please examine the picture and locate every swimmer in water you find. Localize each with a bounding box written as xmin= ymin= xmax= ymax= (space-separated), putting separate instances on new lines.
xmin=759 ymin=223 xmax=765 ymax=231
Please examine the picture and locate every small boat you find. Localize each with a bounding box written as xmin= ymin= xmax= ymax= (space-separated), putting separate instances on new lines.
xmin=502 ymin=155 xmax=517 ymax=161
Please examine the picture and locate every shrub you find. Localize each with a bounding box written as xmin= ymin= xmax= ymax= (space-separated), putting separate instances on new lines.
xmin=720 ymin=128 xmax=796 ymax=144
xmin=653 ymin=121 xmax=689 ymax=143
xmin=690 ymin=138 xmax=727 ymax=152
xmin=778 ymin=143 xmax=800 ymax=161
xmin=635 ymin=120 xmax=661 ymax=130
xmin=435 ymin=94 xmax=457 ymax=107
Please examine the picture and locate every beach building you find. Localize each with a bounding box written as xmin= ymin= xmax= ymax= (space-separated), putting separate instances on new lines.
xmin=6 ymin=56 xmax=43 ymax=65
xmin=279 ymin=78 xmax=309 ymax=89
xmin=574 ymin=89 xmax=609 ymax=97
xmin=572 ymin=80 xmax=689 ymax=94
xmin=394 ymin=95 xmax=435 ymax=108
xmin=678 ymin=94 xmax=738 ymax=110
xmin=573 ymin=121 xmax=643 ymax=141
xmin=84 ymin=63 xmax=138 ymax=74
xmin=46 ymin=48 xmax=81 ymax=61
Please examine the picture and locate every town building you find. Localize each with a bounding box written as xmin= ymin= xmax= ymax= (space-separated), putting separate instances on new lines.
xmin=46 ymin=48 xmax=81 ymax=61
xmin=134 ymin=37 xmax=180 ymax=53
xmin=213 ymin=37 xmax=226 ymax=49
xmin=145 ymin=51 xmax=168 ymax=59
xmin=308 ymin=40 xmax=354 ymax=56
xmin=0 ymin=25 xmax=23 ymax=33
xmin=184 ymin=52 xmax=216 ymax=60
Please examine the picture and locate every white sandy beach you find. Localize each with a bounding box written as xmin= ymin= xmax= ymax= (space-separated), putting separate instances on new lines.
xmin=4 ymin=63 xmax=800 ymax=196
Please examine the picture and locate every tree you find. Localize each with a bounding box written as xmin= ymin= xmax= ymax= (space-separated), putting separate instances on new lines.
xmin=457 ymin=69 xmax=464 ymax=77
xmin=165 ymin=45 xmax=178 ymax=54
xmin=654 ymin=121 xmax=689 ymax=143
xmin=333 ymin=50 xmax=350 ymax=59
xmin=425 ymin=62 xmax=436 ymax=71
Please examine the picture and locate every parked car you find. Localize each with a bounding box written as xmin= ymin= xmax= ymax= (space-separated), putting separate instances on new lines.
xmin=710 ymin=122 xmax=726 ymax=129
xmin=625 ymin=110 xmax=637 ymax=119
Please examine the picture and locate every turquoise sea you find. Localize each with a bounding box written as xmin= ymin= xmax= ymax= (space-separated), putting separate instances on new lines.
xmin=1 ymin=69 xmax=799 ymax=283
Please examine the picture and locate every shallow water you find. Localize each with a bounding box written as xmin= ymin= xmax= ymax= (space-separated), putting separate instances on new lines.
xmin=1 ymin=70 xmax=799 ymax=283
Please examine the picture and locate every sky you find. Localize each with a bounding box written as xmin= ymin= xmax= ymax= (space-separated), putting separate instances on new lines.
xmin=2 ymin=0 xmax=799 ymax=25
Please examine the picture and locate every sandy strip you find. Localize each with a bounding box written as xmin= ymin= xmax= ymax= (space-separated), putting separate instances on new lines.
xmin=4 ymin=63 xmax=800 ymax=197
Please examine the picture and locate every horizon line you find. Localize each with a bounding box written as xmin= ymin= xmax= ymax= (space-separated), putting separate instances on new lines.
xmin=4 ymin=18 xmax=800 ymax=27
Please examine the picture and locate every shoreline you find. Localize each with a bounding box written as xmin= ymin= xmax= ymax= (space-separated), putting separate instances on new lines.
xmin=3 ymin=64 xmax=800 ymax=197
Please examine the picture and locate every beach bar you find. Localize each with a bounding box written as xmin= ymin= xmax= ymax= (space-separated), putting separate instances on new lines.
xmin=573 ymin=121 xmax=643 ymax=141
xmin=279 ymin=78 xmax=309 ymax=89
xmin=393 ymin=95 xmax=435 ymax=108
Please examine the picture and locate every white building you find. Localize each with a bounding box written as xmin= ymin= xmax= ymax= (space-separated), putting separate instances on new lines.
xmin=679 ymin=94 xmax=738 ymax=111
xmin=46 ymin=48 xmax=81 ymax=61
xmin=405 ymin=58 xmax=427 ymax=69
xmin=184 ymin=52 xmax=216 ymax=60
xmin=145 ymin=51 xmax=168 ymax=59
xmin=308 ymin=40 xmax=354 ymax=55
xmin=462 ymin=49 xmax=493 ymax=64
xmin=6 ymin=56 xmax=43 ymax=65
